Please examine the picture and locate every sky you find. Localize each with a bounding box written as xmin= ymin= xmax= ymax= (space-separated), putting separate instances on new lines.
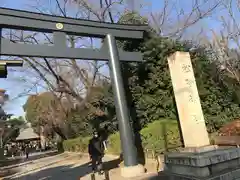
xmin=0 ymin=0 xmax=228 ymax=117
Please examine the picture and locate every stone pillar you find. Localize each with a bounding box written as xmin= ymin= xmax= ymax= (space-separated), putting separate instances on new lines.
xmin=163 ymin=51 xmax=240 ymax=180
xmin=167 ymin=51 xmax=209 ymax=147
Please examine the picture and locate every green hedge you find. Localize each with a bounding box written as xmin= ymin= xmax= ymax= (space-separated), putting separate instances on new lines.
xmin=107 ymin=132 xmax=121 ymax=155
xmin=141 ymin=119 xmax=182 ymax=153
xmin=63 ymin=119 xmax=183 ymax=154
xmin=63 ymin=136 xmax=91 ymax=153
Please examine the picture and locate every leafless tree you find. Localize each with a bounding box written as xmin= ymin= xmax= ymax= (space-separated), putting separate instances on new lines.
xmin=70 ymin=0 xmax=222 ymax=38
xmin=199 ymin=0 xmax=240 ymax=86
xmin=3 ymin=0 xmax=110 ymax=115
xmin=149 ymin=0 xmax=223 ymax=38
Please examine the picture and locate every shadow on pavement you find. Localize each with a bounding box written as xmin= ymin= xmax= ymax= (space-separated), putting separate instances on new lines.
xmin=0 ymin=151 xmax=61 ymax=179
xmin=103 ymin=156 xmax=122 ymax=171
xmin=3 ymin=155 xmax=164 ymax=180
xmin=0 ymin=151 xmax=59 ymax=168
xmin=5 ymin=162 xmax=92 ymax=180
xmin=4 ymin=156 xmax=123 ymax=180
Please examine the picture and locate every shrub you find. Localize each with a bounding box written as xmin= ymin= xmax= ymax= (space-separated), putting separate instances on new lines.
xmin=209 ymin=132 xmax=219 ymax=145
xmin=63 ymin=136 xmax=90 ymax=153
xmin=107 ymin=132 xmax=121 ymax=155
xmin=218 ymin=119 xmax=240 ymax=136
xmin=63 ymin=119 xmax=183 ymax=155
xmin=140 ymin=119 xmax=182 ymax=153
xmin=105 ymin=119 xmax=182 ymax=154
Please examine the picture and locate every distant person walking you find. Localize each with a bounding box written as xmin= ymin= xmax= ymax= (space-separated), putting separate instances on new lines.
xmin=25 ymin=144 xmax=30 ymax=159
xmin=20 ymin=144 xmax=24 ymax=156
xmin=11 ymin=145 xmax=16 ymax=158
xmin=88 ymin=131 xmax=104 ymax=174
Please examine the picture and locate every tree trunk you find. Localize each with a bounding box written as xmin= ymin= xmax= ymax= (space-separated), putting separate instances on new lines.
xmin=53 ymin=126 xmax=67 ymax=140
xmin=40 ymin=126 xmax=46 ymax=150
xmin=56 ymin=134 xmax=64 ymax=153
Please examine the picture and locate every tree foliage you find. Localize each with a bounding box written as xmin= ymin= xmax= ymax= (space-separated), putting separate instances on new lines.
xmin=67 ymin=79 xmax=117 ymax=137
xmin=218 ymin=119 xmax=240 ymax=136
xmin=23 ymin=79 xmax=116 ymax=138
xmin=3 ymin=116 xmax=25 ymax=145
xmin=23 ymin=92 xmax=69 ymax=139
xmin=0 ymin=89 xmax=10 ymax=121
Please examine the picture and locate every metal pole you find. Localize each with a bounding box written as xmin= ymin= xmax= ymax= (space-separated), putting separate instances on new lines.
xmin=106 ymin=34 xmax=138 ymax=167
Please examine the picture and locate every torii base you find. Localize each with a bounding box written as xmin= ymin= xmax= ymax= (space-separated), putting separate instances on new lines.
xmin=121 ymin=164 xmax=145 ymax=178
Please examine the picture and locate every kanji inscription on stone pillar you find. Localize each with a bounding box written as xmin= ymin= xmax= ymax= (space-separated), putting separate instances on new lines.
xmin=167 ymin=51 xmax=210 ymax=147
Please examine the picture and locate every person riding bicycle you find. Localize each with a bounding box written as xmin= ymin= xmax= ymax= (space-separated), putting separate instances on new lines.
xmin=88 ymin=131 xmax=104 ymax=174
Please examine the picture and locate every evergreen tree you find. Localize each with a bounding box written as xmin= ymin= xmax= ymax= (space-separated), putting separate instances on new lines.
xmin=118 ymin=12 xmax=240 ymax=132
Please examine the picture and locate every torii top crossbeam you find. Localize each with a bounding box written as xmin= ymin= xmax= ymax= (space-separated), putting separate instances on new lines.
xmin=0 ymin=7 xmax=148 ymax=61
xmin=0 ymin=7 xmax=147 ymax=39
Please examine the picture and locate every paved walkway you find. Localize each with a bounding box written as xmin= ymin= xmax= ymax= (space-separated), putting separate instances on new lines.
xmin=1 ymin=153 xmax=160 ymax=180
xmin=0 ymin=151 xmax=58 ymax=169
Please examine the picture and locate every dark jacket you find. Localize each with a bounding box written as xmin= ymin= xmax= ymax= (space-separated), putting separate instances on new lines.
xmin=88 ymin=137 xmax=104 ymax=157
xmin=99 ymin=129 xmax=108 ymax=141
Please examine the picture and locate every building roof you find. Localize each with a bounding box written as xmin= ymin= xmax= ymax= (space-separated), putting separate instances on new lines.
xmin=16 ymin=124 xmax=40 ymax=141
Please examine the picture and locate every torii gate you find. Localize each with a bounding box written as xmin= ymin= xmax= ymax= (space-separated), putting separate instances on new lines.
xmin=0 ymin=7 xmax=147 ymax=177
